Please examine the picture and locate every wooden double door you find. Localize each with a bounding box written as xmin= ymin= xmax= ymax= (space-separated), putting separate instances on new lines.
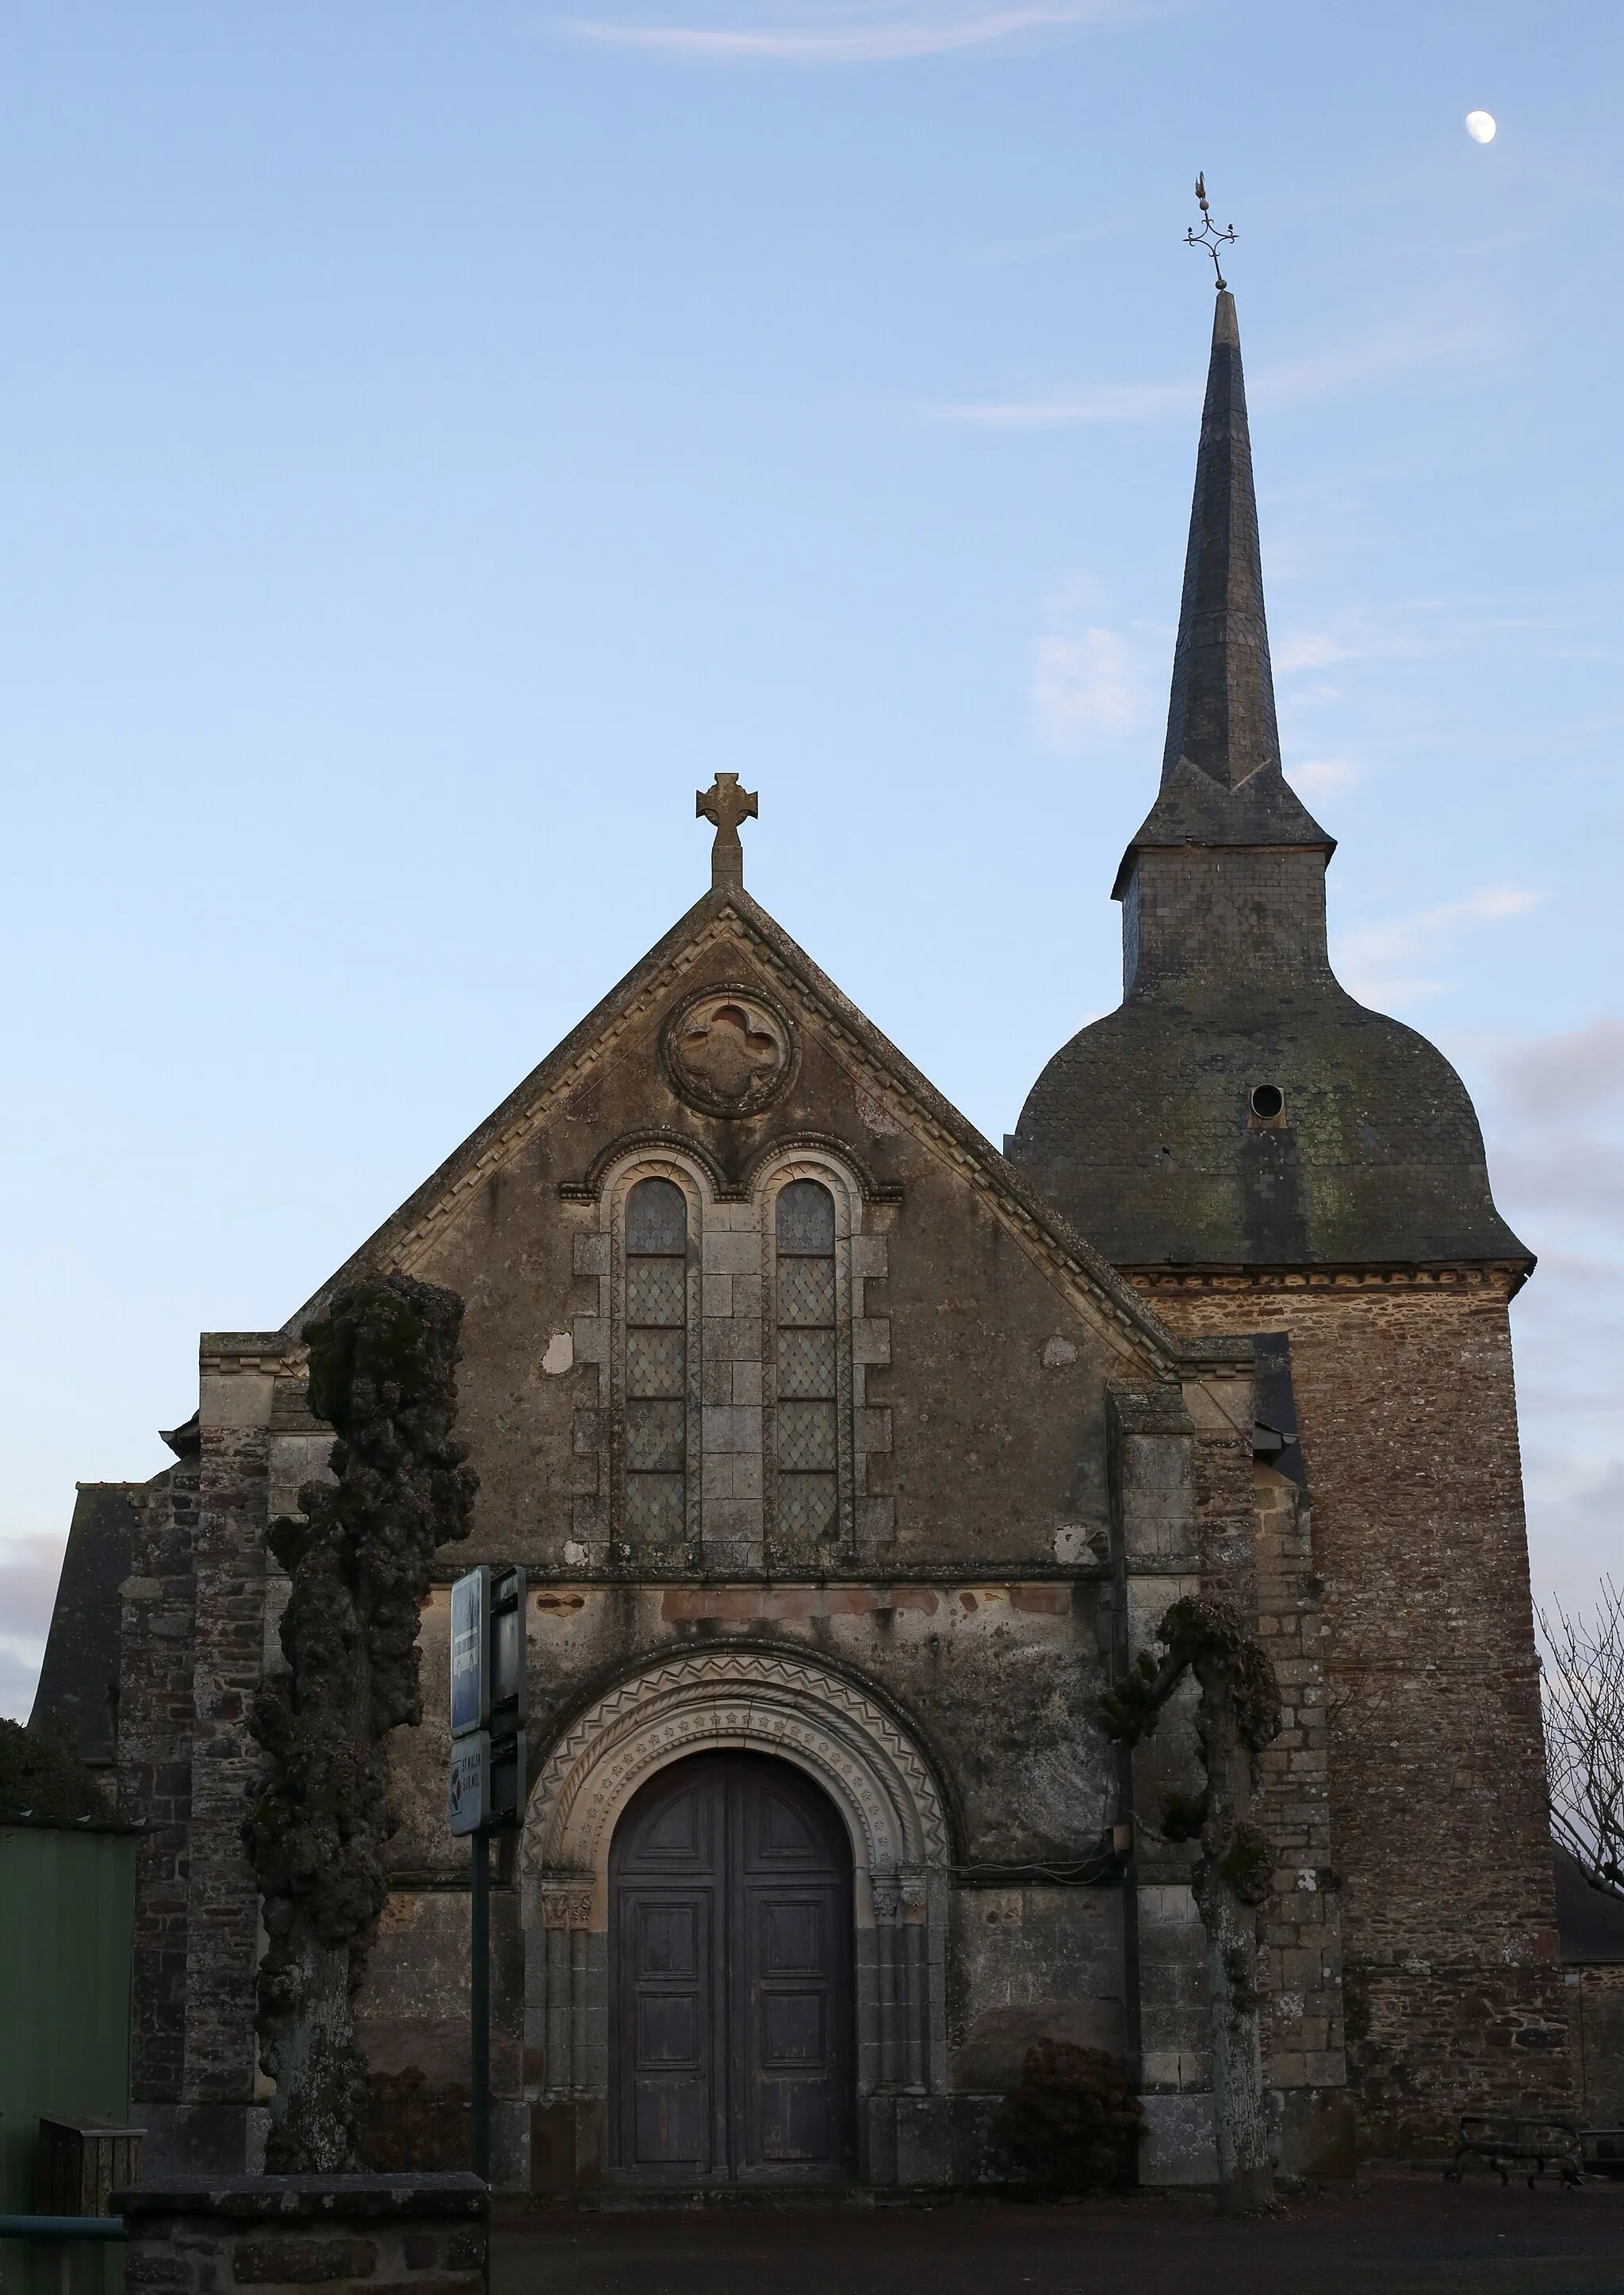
xmin=610 ymin=1751 xmax=854 ymax=2182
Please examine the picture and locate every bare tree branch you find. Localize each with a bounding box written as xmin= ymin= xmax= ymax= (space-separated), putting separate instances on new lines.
xmin=1537 ymin=1577 xmax=1624 ymax=1899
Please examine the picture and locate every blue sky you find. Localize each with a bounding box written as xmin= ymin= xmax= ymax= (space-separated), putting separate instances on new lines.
xmin=2 ymin=0 xmax=1621 ymax=1712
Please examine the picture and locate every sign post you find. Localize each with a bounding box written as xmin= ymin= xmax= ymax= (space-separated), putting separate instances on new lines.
xmin=448 ymin=1565 xmax=526 ymax=2186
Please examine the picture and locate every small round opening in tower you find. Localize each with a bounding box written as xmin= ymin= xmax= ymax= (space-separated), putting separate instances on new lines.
xmin=1250 ymin=1083 xmax=1285 ymax=1122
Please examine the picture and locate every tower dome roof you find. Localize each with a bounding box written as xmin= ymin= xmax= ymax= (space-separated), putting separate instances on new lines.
xmin=1013 ymin=988 xmax=1528 ymax=1271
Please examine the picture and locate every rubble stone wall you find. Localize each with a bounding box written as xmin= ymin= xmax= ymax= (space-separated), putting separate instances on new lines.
xmin=1135 ymin=1267 xmax=1572 ymax=2152
xmin=119 ymin=2175 xmax=486 ymax=2295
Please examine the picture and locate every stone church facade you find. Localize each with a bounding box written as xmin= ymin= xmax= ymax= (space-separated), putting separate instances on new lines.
xmin=37 ymin=290 xmax=1569 ymax=2189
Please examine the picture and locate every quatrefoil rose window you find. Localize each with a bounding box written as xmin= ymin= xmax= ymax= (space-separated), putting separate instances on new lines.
xmin=661 ymin=986 xmax=796 ymax=1118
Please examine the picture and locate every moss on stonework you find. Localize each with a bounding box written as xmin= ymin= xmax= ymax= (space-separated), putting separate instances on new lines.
xmin=1160 ymin=1787 xmax=1209 ymax=1843
xmin=1218 ymin=1820 xmax=1275 ymax=1908
xmin=1100 ymin=1596 xmax=1282 ymax=1758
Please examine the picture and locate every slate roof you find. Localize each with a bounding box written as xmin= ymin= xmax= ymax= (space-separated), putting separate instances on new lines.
xmin=1012 ymin=292 xmax=1531 ymax=1276
xmin=1013 ymin=988 xmax=1530 ymax=1271
xmin=1113 ymin=289 xmax=1332 ymax=897
xmin=29 ymin=1481 xmax=140 ymax=1767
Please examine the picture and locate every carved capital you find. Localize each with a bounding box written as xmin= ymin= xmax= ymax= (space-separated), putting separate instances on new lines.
xmin=542 ymin=1880 xmax=594 ymax=1930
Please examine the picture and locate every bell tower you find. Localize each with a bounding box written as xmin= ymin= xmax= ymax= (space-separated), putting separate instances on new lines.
xmin=1009 ymin=278 xmax=1569 ymax=2152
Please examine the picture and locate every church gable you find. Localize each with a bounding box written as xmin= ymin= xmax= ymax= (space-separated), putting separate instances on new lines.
xmin=75 ymin=270 xmax=1557 ymax=2196
xmin=274 ymin=840 xmax=1193 ymax=1581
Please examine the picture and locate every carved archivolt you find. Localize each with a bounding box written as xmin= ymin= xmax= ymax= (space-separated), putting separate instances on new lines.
xmin=522 ymin=1646 xmax=950 ymax=1902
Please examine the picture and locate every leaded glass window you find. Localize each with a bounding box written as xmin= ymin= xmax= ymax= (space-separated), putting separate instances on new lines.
xmin=625 ymin=1177 xmax=687 ymax=1544
xmin=775 ymin=1178 xmax=837 ymax=1543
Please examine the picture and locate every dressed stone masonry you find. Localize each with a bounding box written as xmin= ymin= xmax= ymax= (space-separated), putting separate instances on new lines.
xmin=29 ymin=282 xmax=1567 ymax=2197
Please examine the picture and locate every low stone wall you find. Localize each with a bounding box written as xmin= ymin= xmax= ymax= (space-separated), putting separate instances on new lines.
xmin=117 ymin=2176 xmax=487 ymax=2295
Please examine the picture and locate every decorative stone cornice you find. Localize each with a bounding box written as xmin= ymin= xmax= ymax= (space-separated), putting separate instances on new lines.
xmin=199 ymin=1333 xmax=304 ymax=1374
xmin=1128 ymin=1262 xmax=1527 ymax=1298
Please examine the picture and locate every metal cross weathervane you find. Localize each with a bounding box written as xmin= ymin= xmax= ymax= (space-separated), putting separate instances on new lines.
xmin=1185 ymin=173 xmax=1235 ymax=291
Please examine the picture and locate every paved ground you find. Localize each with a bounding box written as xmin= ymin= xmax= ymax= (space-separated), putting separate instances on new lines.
xmin=495 ymin=2172 xmax=1624 ymax=2295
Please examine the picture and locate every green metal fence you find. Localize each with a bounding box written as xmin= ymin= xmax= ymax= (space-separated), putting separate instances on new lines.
xmin=0 ymin=1821 xmax=137 ymax=2295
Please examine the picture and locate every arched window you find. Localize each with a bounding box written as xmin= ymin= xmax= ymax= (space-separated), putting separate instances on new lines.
xmin=774 ymin=1178 xmax=838 ymax=1545
xmin=624 ymin=1177 xmax=688 ymax=1545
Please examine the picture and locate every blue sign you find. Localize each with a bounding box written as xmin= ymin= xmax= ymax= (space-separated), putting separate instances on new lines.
xmin=491 ymin=1584 xmax=527 ymax=1725
xmin=450 ymin=1568 xmax=488 ymax=1739
xmin=449 ymin=1565 xmax=528 ymax=1837
xmin=447 ymin=1734 xmax=488 ymax=1837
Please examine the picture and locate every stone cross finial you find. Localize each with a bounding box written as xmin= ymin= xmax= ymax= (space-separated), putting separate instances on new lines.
xmin=696 ymin=772 xmax=758 ymax=892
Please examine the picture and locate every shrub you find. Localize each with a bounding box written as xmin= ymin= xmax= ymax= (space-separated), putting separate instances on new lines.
xmin=0 ymin=1718 xmax=110 ymax=1823
xmin=996 ymin=2040 xmax=1143 ymax=2192
xmin=358 ymin=2068 xmax=471 ymax=2172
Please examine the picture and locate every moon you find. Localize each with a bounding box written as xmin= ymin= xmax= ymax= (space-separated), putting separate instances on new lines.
xmin=1465 ymin=110 xmax=1497 ymax=143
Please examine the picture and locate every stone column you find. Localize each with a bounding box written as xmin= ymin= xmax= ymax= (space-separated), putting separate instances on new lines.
xmin=174 ymin=1341 xmax=287 ymax=2172
xmin=118 ymin=1458 xmax=201 ymax=2155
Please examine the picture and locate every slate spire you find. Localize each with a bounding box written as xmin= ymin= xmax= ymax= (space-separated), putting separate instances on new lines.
xmin=1112 ymin=289 xmax=1331 ymax=896
xmin=1162 ymin=289 xmax=1279 ymax=790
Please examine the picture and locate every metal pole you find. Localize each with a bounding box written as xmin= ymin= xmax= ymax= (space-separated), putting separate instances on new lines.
xmin=471 ymin=1827 xmax=491 ymax=2183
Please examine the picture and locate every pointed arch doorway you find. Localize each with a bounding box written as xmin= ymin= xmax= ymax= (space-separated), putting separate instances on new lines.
xmin=609 ymin=1750 xmax=855 ymax=2182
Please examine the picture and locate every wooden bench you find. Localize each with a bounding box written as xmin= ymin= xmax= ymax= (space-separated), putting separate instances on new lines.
xmin=1445 ymin=2114 xmax=1583 ymax=2187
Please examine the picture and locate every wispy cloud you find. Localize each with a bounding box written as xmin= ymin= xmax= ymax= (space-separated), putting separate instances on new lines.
xmin=1028 ymin=585 xmax=1163 ymax=756
xmin=1247 ymin=315 xmax=1507 ymax=412
xmin=1478 ymin=1019 xmax=1624 ymax=1263
xmin=943 ymin=218 xmax=1132 ymax=269
xmin=1482 ymin=1019 xmax=1624 ymax=1232
xmin=1271 ymin=600 xmax=1620 ymax=676
xmin=0 ymin=1534 xmax=66 ymax=1723
xmin=1032 ymin=626 xmax=1137 ymax=749
xmin=931 ymin=381 xmax=1196 ymax=428
xmin=1495 ymin=1139 xmax=1624 ymax=1227
xmin=1286 ymin=757 xmax=1360 ymax=796
xmin=1471 ymin=1018 xmax=1624 ymax=1613
xmin=1274 ymin=634 xmax=1350 ymax=672
xmin=560 ymin=0 xmax=1152 ymax=63
xmin=927 ymin=310 xmax=1507 ymax=435
xmin=1338 ymin=885 xmax=1537 ymax=1006
xmin=1524 ymin=1458 xmax=1624 ymax=1615
xmin=1490 ymin=1016 xmax=1624 ymax=1128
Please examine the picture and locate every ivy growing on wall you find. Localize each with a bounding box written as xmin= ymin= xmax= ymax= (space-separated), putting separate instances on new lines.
xmin=244 ymin=1272 xmax=478 ymax=2173
xmin=1100 ymin=1594 xmax=1282 ymax=2215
